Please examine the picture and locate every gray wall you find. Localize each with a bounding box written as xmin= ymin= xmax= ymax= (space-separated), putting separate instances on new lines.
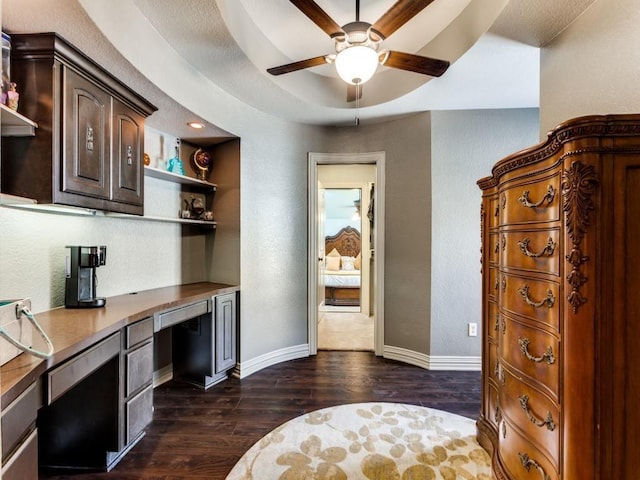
xmin=321 ymin=113 xmax=433 ymax=354
xmin=430 ymin=108 xmax=539 ymax=356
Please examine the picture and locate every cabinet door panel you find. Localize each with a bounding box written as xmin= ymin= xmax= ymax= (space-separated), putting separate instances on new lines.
xmin=112 ymin=99 xmax=144 ymax=205
xmin=215 ymin=293 xmax=237 ymax=373
xmin=62 ymin=68 xmax=110 ymax=199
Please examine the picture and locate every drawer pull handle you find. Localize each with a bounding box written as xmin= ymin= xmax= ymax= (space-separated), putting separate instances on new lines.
xmin=519 ymin=453 xmax=551 ymax=480
xmin=518 ymin=337 xmax=556 ymax=364
xmin=518 ymin=395 xmax=556 ymax=431
xmin=518 ymin=237 xmax=556 ymax=258
xmin=518 ymin=185 xmax=555 ymax=208
xmin=518 ymin=285 xmax=555 ymax=308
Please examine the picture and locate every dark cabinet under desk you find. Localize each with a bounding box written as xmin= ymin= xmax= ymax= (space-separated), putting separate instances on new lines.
xmin=172 ymin=292 xmax=238 ymax=389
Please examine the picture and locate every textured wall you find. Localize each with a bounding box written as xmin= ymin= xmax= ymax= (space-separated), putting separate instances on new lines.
xmin=540 ymin=0 xmax=640 ymax=135
xmin=322 ymin=114 xmax=433 ymax=355
xmin=430 ymin=108 xmax=539 ymax=357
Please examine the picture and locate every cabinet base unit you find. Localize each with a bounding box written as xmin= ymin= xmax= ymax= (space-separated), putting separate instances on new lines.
xmin=38 ymin=356 xmax=120 ymax=471
xmin=172 ymin=292 xmax=238 ymax=389
xmin=477 ymin=114 xmax=640 ymax=480
xmin=172 ymin=314 xmax=228 ymax=389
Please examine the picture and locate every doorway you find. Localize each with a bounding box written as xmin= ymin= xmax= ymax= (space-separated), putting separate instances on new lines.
xmin=308 ymin=152 xmax=385 ymax=355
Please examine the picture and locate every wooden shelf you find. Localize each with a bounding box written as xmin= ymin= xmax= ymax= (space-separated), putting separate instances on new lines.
xmin=1 ymin=104 xmax=38 ymax=136
xmin=144 ymin=166 xmax=216 ymax=191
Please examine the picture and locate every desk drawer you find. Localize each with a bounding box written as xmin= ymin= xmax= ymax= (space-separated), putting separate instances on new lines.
xmin=125 ymin=384 xmax=153 ymax=444
xmin=125 ymin=317 xmax=153 ymax=348
xmin=154 ymin=300 xmax=210 ymax=332
xmin=1 ymin=383 xmax=37 ymax=462
xmin=1 ymin=429 xmax=38 ymax=480
xmin=47 ymin=332 xmax=121 ymax=404
xmin=126 ymin=341 xmax=153 ymax=396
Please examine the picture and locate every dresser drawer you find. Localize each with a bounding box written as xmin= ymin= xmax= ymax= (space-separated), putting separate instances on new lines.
xmin=500 ymin=318 xmax=559 ymax=397
xmin=500 ymin=229 xmax=560 ymax=276
xmin=501 ymin=368 xmax=560 ymax=463
xmin=498 ymin=419 xmax=558 ymax=480
xmin=489 ymin=232 xmax=500 ymax=265
xmin=488 ymin=194 xmax=500 ymax=228
xmin=487 ymin=301 xmax=499 ymax=343
xmin=500 ymin=173 xmax=560 ymax=226
xmin=501 ymin=274 xmax=559 ymax=331
xmin=489 ymin=267 xmax=500 ymax=300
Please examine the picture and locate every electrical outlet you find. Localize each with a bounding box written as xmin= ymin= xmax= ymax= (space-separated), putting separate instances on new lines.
xmin=468 ymin=322 xmax=478 ymax=337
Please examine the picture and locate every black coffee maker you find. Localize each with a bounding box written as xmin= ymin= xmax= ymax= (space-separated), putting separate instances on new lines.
xmin=65 ymin=246 xmax=107 ymax=308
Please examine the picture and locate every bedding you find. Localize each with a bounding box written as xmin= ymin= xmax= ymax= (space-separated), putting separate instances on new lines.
xmin=323 ymin=227 xmax=362 ymax=307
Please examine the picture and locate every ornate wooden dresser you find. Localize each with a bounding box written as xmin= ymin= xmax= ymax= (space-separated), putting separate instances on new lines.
xmin=477 ymin=114 xmax=640 ymax=479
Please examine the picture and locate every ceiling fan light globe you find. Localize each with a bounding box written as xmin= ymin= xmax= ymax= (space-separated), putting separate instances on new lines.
xmin=335 ymin=46 xmax=378 ymax=85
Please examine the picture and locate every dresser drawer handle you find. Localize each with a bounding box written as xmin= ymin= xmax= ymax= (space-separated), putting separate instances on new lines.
xmin=518 ymin=237 xmax=556 ymax=258
xmin=518 ymin=285 xmax=555 ymax=308
xmin=519 ymin=453 xmax=551 ymax=480
xmin=518 ymin=185 xmax=555 ymax=208
xmin=518 ymin=395 xmax=556 ymax=431
xmin=518 ymin=337 xmax=556 ymax=364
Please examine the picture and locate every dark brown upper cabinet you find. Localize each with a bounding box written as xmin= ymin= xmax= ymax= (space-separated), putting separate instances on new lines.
xmin=1 ymin=33 xmax=156 ymax=215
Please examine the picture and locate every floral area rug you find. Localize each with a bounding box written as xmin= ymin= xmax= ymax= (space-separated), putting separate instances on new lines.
xmin=226 ymin=402 xmax=495 ymax=479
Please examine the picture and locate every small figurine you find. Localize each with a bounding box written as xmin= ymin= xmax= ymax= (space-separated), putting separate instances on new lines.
xmin=166 ymin=138 xmax=185 ymax=175
xmin=6 ymin=82 xmax=18 ymax=111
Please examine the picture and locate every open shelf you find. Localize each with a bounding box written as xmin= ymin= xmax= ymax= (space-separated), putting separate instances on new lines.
xmin=105 ymin=212 xmax=216 ymax=228
xmin=144 ymin=166 xmax=216 ymax=191
xmin=1 ymin=104 xmax=38 ymax=136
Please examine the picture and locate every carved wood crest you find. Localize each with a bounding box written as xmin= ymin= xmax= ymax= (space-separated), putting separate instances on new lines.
xmin=562 ymin=161 xmax=598 ymax=313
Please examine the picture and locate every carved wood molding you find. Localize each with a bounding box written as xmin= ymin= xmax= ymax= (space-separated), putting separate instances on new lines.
xmin=562 ymin=161 xmax=599 ymax=313
xmin=477 ymin=116 xmax=640 ymax=190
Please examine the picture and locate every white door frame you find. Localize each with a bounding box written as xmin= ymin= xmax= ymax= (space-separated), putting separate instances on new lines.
xmin=308 ymin=151 xmax=385 ymax=355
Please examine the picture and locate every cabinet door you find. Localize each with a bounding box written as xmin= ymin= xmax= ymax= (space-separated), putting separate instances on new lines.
xmin=112 ymin=99 xmax=144 ymax=205
xmin=215 ymin=293 xmax=237 ymax=373
xmin=62 ymin=68 xmax=111 ymax=200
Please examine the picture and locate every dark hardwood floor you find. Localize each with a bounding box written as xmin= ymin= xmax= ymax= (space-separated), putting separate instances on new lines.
xmin=40 ymin=351 xmax=481 ymax=480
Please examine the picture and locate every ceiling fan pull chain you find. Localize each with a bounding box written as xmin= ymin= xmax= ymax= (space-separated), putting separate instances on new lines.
xmin=355 ymin=82 xmax=360 ymax=126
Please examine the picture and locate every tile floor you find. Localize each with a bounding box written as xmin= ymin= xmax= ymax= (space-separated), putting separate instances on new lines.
xmin=317 ymin=307 xmax=374 ymax=351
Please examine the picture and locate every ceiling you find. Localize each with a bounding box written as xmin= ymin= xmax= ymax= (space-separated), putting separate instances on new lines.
xmin=127 ymin=0 xmax=597 ymax=130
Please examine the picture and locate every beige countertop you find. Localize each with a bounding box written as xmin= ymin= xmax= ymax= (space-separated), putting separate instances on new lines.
xmin=1 ymin=282 xmax=239 ymax=408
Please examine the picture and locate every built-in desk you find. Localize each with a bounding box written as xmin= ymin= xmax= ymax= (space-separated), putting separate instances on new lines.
xmin=0 ymin=282 xmax=239 ymax=476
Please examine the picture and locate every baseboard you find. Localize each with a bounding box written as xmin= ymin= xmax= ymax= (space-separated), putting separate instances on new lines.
xmin=153 ymin=363 xmax=174 ymax=387
xmin=384 ymin=345 xmax=481 ymax=371
xmin=236 ymin=344 xmax=310 ymax=379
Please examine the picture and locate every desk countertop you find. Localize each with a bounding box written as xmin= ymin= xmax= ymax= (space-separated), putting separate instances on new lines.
xmin=1 ymin=282 xmax=239 ymax=408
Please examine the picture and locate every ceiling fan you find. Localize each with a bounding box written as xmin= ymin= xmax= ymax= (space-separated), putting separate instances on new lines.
xmin=267 ymin=0 xmax=450 ymax=102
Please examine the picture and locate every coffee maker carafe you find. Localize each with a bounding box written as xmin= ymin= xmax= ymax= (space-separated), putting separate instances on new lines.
xmin=65 ymin=246 xmax=107 ymax=308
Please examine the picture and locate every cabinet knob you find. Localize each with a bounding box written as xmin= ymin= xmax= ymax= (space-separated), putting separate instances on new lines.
xmin=127 ymin=145 xmax=133 ymax=165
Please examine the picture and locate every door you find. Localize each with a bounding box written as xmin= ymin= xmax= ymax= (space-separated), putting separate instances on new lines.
xmin=112 ymin=99 xmax=144 ymax=205
xmin=62 ymin=67 xmax=110 ymax=199
xmin=308 ymin=152 xmax=385 ymax=356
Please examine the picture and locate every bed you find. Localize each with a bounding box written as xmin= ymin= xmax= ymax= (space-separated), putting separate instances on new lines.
xmin=324 ymin=226 xmax=361 ymax=307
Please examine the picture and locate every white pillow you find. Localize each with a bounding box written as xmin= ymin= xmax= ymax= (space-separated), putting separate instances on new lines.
xmin=341 ymin=256 xmax=355 ymax=271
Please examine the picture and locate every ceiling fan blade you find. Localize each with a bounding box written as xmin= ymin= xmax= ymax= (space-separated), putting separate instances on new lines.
xmin=290 ymin=0 xmax=345 ymax=38
xmin=371 ymin=0 xmax=435 ymax=39
xmin=347 ymin=84 xmax=363 ymax=102
xmin=267 ymin=55 xmax=330 ymax=76
xmin=381 ymin=51 xmax=449 ymax=77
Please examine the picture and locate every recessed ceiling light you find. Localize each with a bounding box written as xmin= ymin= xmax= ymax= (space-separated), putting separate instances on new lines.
xmin=187 ymin=122 xmax=205 ymax=129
